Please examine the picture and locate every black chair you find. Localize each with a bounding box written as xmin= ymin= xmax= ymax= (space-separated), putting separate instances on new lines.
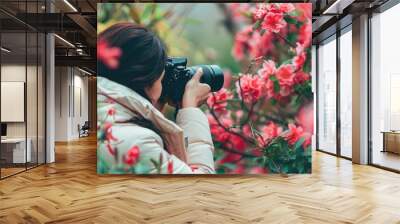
xmin=78 ymin=121 xmax=90 ymax=138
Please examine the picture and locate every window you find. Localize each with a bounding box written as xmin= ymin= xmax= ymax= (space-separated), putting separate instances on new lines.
xmin=317 ymin=36 xmax=337 ymax=154
xmin=339 ymin=27 xmax=352 ymax=158
xmin=370 ymin=3 xmax=400 ymax=171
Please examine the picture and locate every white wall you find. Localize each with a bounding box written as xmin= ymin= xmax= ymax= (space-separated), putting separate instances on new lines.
xmin=54 ymin=67 xmax=89 ymax=141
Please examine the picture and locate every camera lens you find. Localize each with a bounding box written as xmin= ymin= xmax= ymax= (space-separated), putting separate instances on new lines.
xmin=188 ymin=65 xmax=224 ymax=92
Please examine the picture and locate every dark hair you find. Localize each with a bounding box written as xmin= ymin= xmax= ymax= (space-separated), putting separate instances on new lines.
xmin=98 ymin=22 xmax=168 ymax=148
xmin=98 ymin=22 xmax=167 ymax=101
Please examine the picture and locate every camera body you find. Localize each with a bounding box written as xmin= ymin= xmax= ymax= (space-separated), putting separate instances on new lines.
xmin=161 ymin=57 xmax=224 ymax=104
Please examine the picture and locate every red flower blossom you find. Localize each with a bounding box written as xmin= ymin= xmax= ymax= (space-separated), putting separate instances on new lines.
xmin=236 ymin=74 xmax=264 ymax=104
xmin=298 ymin=22 xmax=312 ymax=47
xmin=260 ymin=5 xmax=287 ymax=33
xmin=284 ymin=123 xmax=303 ymax=145
xmin=293 ymin=71 xmax=310 ymax=84
xmin=258 ymin=60 xmax=276 ymax=81
xmin=208 ymin=115 xmax=234 ymax=145
xmin=284 ymin=124 xmax=312 ymax=148
xmin=207 ymin=88 xmax=233 ymax=114
xmin=259 ymin=122 xmax=283 ymax=146
xmin=232 ymin=26 xmax=273 ymax=61
xmin=276 ymin=64 xmax=295 ymax=86
xmin=293 ymin=43 xmax=306 ymax=70
xmin=123 ymin=145 xmax=140 ymax=166
xmin=107 ymin=107 xmax=116 ymax=116
xmin=167 ymin=159 xmax=173 ymax=174
xmin=253 ymin=4 xmax=268 ymax=20
xmin=97 ymin=39 xmax=122 ymax=70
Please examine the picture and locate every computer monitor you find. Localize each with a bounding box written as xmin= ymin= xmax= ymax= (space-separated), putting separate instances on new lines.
xmin=1 ymin=123 xmax=7 ymax=137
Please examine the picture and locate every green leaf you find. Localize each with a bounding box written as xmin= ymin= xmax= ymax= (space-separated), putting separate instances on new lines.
xmin=284 ymin=16 xmax=298 ymax=25
xmin=294 ymin=137 xmax=306 ymax=151
xmin=269 ymin=75 xmax=280 ymax=93
xmin=141 ymin=4 xmax=154 ymax=21
xmin=253 ymin=20 xmax=261 ymax=31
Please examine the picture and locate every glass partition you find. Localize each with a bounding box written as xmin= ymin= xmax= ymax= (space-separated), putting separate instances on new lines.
xmin=0 ymin=0 xmax=46 ymax=179
xmin=317 ymin=35 xmax=337 ymax=155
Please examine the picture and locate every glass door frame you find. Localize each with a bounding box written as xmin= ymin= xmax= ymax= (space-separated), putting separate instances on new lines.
xmin=315 ymin=23 xmax=353 ymax=161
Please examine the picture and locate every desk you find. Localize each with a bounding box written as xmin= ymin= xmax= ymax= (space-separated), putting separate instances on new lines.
xmin=382 ymin=131 xmax=400 ymax=154
xmin=1 ymin=138 xmax=31 ymax=163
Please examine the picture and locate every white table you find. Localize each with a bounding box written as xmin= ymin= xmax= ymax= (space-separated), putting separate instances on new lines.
xmin=1 ymin=138 xmax=31 ymax=163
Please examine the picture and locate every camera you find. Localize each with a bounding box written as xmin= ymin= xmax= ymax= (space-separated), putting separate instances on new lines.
xmin=161 ymin=57 xmax=224 ymax=104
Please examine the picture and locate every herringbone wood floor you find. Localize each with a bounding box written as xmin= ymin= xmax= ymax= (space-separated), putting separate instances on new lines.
xmin=1 ymin=136 xmax=400 ymax=224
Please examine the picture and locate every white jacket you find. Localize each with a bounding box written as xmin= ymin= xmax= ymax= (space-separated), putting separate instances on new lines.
xmin=97 ymin=77 xmax=215 ymax=174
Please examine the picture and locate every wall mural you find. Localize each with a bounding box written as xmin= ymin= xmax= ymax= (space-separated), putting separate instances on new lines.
xmin=97 ymin=3 xmax=313 ymax=175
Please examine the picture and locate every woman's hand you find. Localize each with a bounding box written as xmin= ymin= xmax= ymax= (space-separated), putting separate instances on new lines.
xmin=182 ymin=68 xmax=211 ymax=108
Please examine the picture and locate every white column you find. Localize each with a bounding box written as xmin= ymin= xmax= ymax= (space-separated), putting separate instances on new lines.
xmin=45 ymin=1 xmax=55 ymax=163
xmin=46 ymin=33 xmax=55 ymax=163
xmin=352 ymin=14 xmax=369 ymax=164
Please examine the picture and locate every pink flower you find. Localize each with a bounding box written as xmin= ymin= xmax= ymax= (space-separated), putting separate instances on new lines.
xmin=293 ymin=71 xmax=310 ymax=84
xmin=235 ymin=110 xmax=244 ymax=120
xmin=257 ymin=122 xmax=282 ymax=146
xmin=123 ymin=146 xmax=140 ymax=166
xmin=279 ymin=3 xmax=295 ymax=13
xmin=207 ymin=88 xmax=233 ymax=114
xmin=227 ymin=134 xmax=247 ymax=151
xmin=293 ymin=43 xmax=306 ymax=70
xmin=258 ymin=60 xmax=276 ymax=81
xmin=301 ymin=132 xmax=312 ymax=148
xmin=208 ymin=115 xmax=233 ymax=143
xmin=284 ymin=124 xmax=304 ymax=145
xmin=261 ymin=9 xmax=286 ymax=33
xmin=265 ymin=79 xmax=276 ymax=99
xmin=284 ymin=124 xmax=312 ymax=148
xmin=296 ymin=3 xmax=312 ymax=22
xmin=249 ymin=167 xmax=268 ymax=174
xmin=223 ymin=69 xmax=233 ymax=88
xmin=232 ymin=26 xmax=273 ymax=61
xmin=236 ymin=74 xmax=264 ymax=104
xmin=242 ymin=124 xmax=253 ymax=138
xmin=97 ymin=39 xmax=122 ymax=70
xmin=262 ymin=122 xmax=283 ymax=140
xmin=253 ymin=4 xmax=268 ymax=20
xmin=296 ymin=103 xmax=314 ymax=133
xmin=276 ymin=64 xmax=295 ymax=86
xmin=298 ymin=22 xmax=312 ymax=47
